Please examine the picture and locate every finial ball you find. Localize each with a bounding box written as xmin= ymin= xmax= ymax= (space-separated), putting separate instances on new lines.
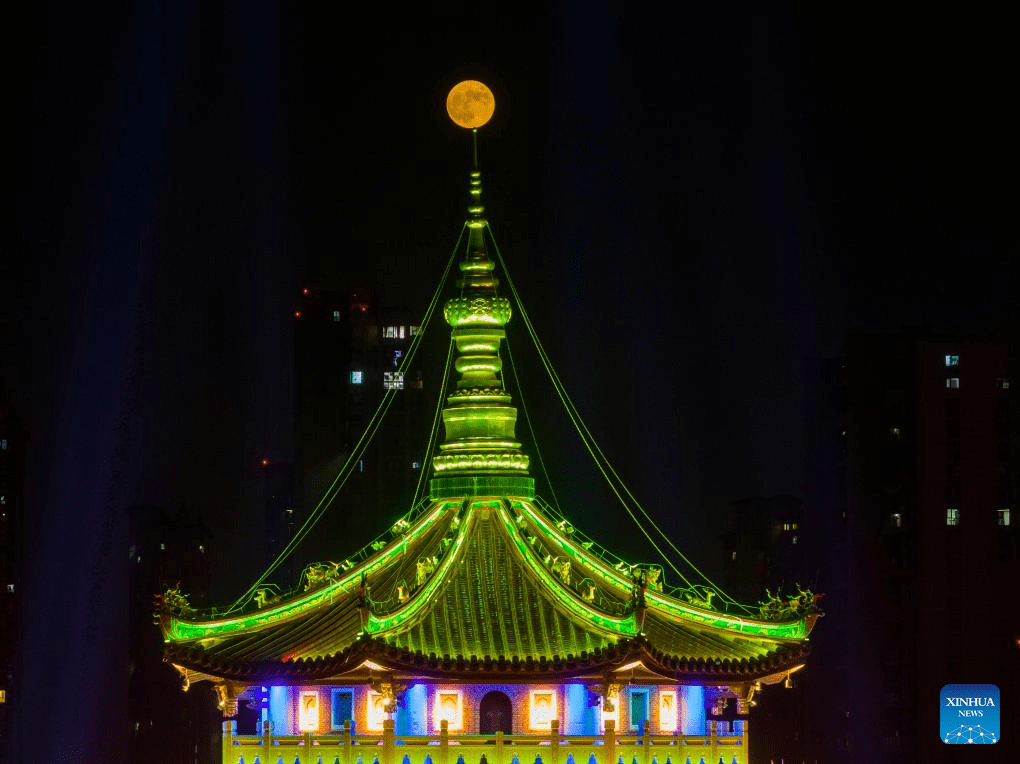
xmin=446 ymin=80 xmax=495 ymax=129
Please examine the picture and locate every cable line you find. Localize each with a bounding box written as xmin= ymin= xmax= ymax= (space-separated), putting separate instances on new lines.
xmin=225 ymin=226 xmax=466 ymax=613
xmin=487 ymin=223 xmax=750 ymax=611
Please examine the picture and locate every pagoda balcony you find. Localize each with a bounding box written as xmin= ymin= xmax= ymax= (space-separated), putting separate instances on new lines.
xmin=223 ymin=719 xmax=748 ymax=764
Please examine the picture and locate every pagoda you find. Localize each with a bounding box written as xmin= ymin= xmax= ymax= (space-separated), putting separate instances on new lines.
xmin=158 ymin=86 xmax=819 ymax=764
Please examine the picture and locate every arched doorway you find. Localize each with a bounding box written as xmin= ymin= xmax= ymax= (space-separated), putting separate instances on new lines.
xmin=479 ymin=691 xmax=513 ymax=735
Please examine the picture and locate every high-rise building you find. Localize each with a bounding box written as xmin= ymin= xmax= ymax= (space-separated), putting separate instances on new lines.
xmin=0 ymin=394 xmax=25 ymax=763
xmin=845 ymin=334 xmax=1018 ymax=763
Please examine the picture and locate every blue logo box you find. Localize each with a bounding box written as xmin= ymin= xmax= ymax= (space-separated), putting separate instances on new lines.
xmin=940 ymin=684 xmax=1000 ymax=744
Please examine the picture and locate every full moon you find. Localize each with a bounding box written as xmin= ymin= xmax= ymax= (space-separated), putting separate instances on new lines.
xmin=446 ymin=80 xmax=495 ymax=129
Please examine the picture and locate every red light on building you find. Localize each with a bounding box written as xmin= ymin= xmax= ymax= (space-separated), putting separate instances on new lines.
xmin=302 ymin=288 xmax=309 ymax=295
xmin=260 ymin=457 xmax=270 ymax=467
xmin=294 ymin=311 xmax=302 ymax=319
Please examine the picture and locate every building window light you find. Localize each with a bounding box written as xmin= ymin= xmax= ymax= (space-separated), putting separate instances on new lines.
xmin=0 ymin=439 xmax=6 ymax=450
xmin=412 ymin=461 xmax=422 ymax=470
xmin=998 ymin=509 xmax=1011 ymax=527
xmin=410 ymin=325 xmax=420 ymax=336
xmin=792 ymin=535 xmax=798 ymax=545
xmin=399 ymin=326 xmax=406 ymax=339
xmin=658 ymin=690 xmax=677 ymax=732
xmin=731 ymin=551 xmax=737 ymax=561
xmin=996 ymin=378 xmax=1011 ymax=390
xmin=350 ymin=370 xmax=363 ymax=384
xmin=383 ymin=372 xmax=404 ymax=390
xmin=6 ymin=584 xmax=13 ymax=593
xmin=332 ymin=310 xmax=341 ymax=322
xmin=529 ymin=690 xmax=557 ymax=730
xmin=945 ymin=377 xmax=960 ymax=389
xmin=782 ymin=523 xmax=791 ymax=531
xmin=792 ymin=522 xmax=798 ymax=530
xmin=945 ymin=354 xmax=960 ymax=367
xmin=383 ymin=326 xmax=400 ymax=339
xmin=946 ymin=507 xmax=960 ymax=526
xmin=891 ymin=513 xmax=902 ymax=528
xmin=433 ymin=690 xmax=463 ymax=731
xmin=0 ymin=689 xmax=6 ymax=703
xmin=299 ymin=691 xmax=319 ymax=732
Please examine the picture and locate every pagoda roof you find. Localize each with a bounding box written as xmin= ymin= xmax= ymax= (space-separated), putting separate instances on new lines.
xmin=162 ymin=498 xmax=815 ymax=684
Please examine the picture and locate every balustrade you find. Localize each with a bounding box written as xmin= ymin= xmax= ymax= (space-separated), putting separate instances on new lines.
xmin=222 ymin=718 xmax=748 ymax=764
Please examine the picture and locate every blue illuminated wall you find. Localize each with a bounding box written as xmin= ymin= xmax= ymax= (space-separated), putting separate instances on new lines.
xmin=269 ymin=685 xmax=291 ymax=734
xmin=564 ymin=684 xmax=600 ymax=734
xmin=398 ymin=683 xmax=427 ymax=735
xmin=679 ymin=685 xmax=705 ymax=736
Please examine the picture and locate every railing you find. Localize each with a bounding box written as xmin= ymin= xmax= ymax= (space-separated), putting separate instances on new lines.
xmin=223 ymin=719 xmax=748 ymax=764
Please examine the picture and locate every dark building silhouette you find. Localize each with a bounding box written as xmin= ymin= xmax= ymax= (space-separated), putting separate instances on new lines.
xmin=128 ymin=504 xmax=220 ymax=763
xmin=845 ymin=334 xmax=1018 ymax=763
xmin=0 ymin=395 xmax=26 ymax=763
xmin=288 ymin=286 xmax=431 ymax=569
xmin=721 ymin=495 xmax=810 ymax=763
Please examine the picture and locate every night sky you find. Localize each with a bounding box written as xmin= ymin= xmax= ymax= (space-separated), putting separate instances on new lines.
xmin=8 ymin=2 xmax=1017 ymax=760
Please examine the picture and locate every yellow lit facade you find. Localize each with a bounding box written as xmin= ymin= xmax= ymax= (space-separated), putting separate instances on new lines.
xmin=658 ymin=690 xmax=678 ymax=732
xmin=298 ymin=691 xmax=319 ymax=732
xmin=433 ymin=690 xmax=463 ymax=731
xmin=529 ymin=690 xmax=557 ymax=730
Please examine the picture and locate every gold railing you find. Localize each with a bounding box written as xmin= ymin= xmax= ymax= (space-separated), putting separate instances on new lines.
xmin=222 ymin=718 xmax=747 ymax=764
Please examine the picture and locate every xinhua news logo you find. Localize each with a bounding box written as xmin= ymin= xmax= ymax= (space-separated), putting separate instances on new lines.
xmin=940 ymin=684 xmax=1000 ymax=744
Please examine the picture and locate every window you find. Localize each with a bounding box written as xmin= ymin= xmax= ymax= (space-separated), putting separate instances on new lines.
xmin=945 ymin=377 xmax=960 ymax=389
xmin=0 ymin=439 xmax=6 ymax=450
xmin=891 ymin=513 xmax=902 ymax=528
xmin=412 ymin=461 xmax=422 ymax=470
xmin=383 ymin=326 xmax=399 ymax=339
xmin=628 ymin=689 xmax=649 ymax=731
xmin=945 ymin=354 xmax=960 ymax=367
xmin=946 ymin=507 xmax=960 ymax=526
xmin=997 ymin=378 xmax=1011 ymax=390
xmin=410 ymin=325 xmax=420 ymax=336
xmin=998 ymin=509 xmax=1011 ymax=527
xmin=357 ymin=460 xmax=365 ymax=473
xmin=792 ymin=535 xmax=798 ymax=545
xmin=529 ymin=690 xmax=556 ymax=730
xmin=6 ymin=584 xmax=13 ymax=593
xmin=782 ymin=523 xmax=791 ymax=531
xmin=434 ymin=690 xmax=463 ymax=731
xmin=392 ymin=349 xmax=403 ymax=367
xmin=792 ymin=522 xmax=798 ymax=530
xmin=383 ymin=372 xmax=404 ymax=390
xmin=332 ymin=310 xmax=341 ymax=322
xmin=658 ymin=690 xmax=677 ymax=732
xmin=0 ymin=689 xmax=5 ymax=703
xmin=299 ymin=691 xmax=319 ymax=732
xmin=889 ymin=427 xmax=902 ymax=439
xmin=331 ymin=689 xmax=354 ymax=729
xmin=350 ymin=370 xmax=363 ymax=384
xmin=731 ymin=551 xmax=737 ymax=561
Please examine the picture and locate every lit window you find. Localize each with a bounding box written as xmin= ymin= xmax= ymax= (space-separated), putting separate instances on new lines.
xmin=159 ymin=543 xmax=165 ymax=551
xmin=658 ymin=690 xmax=677 ymax=732
xmin=358 ymin=460 xmax=365 ymax=472
xmin=383 ymin=326 xmax=399 ymax=338
xmin=350 ymin=370 xmax=363 ymax=384
xmin=0 ymin=439 xmax=6 ymax=450
xmin=392 ymin=349 xmax=403 ymax=367
xmin=946 ymin=508 xmax=960 ymax=526
xmin=945 ymin=354 xmax=959 ymax=367
xmin=998 ymin=509 xmax=1011 ymax=527
xmin=366 ymin=691 xmax=387 ymax=731
xmin=731 ymin=551 xmax=737 ymax=561
xmin=529 ymin=690 xmax=557 ymax=730
xmin=792 ymin=535 xmax=798 ymax=545
xmin=433 ymin=690 xmax=463 ymax=731
xmin=628 ymin=689 xmax=649 ymax=731
xmin=399 ymin=326 xmax=406 ymax=339
xmin=299 ymin=691 xmax=319 ymax=732
xmin=410 ymin=326 xmax=420 ymax=336
xmin=997 ymin=378 xmax=1011 ymax=390
xmin=792 ymin=523 xmax=798 ymax=530
xmin=412 ymin=461 xmax=422 ymax=470
xmin=782 ymin=523 xmax=791 ymax=531
xmin=889 ymin=427 xmax=902 ymax=439
xmin=6 ymin=584 xmax=13 ymax=593
xmin=332 ymin=310 xmax=341 ymax=322
xmin=198 ymin=545 xmax=205 ymax=554
xmin=383 ymin=372 xmax=404 ymax=390
xmin=0 ymin=689 xmax=5 ymax=703
xmin=891 ymin=513 xmax=902 ymax=528
xmin=331 ymin=689 xmax=354 ymax=729
xmin=945 ymin=377 xmax=960 ymax=389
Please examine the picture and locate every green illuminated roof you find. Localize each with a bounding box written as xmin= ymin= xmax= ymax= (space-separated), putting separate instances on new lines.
xmin=163 ymin=498 xmax=813 ymax=683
